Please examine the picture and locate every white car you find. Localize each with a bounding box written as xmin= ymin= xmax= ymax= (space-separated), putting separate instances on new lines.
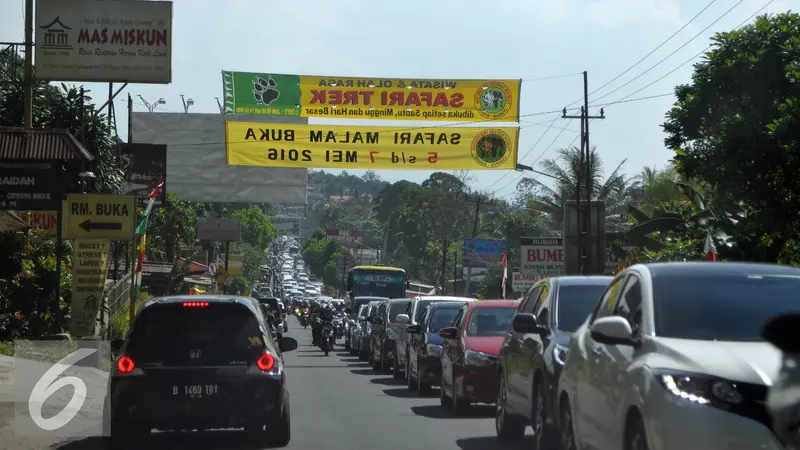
xmin=557 ymin=262 xmax=795 ymax=450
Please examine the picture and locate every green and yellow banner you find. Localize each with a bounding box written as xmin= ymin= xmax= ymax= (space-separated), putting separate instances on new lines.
xmin=225 ymin=122 xmax=519 ymax=170
xmin=222 ymin=71 xmax=521 ymax=123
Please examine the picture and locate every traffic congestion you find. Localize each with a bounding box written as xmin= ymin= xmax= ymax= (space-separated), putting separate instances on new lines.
xmin=93 ymin=234 xmax=800 ymax=450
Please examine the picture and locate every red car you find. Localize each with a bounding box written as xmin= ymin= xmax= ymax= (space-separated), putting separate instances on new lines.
xmin=439 ymin=299 xmax=520 ymax=414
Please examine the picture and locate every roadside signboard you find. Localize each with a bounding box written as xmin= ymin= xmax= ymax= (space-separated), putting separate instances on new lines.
xmin=196 ymin=218 xmax=242 ymax=241
xmin=65 ymin=194 xmax=136 ymax=240
xmin=0 ymin=161 xmax=60 ymax=211
xmin=463 ymin=238 xmax=504 ymax=267
xmin=228 ymin=252 xmax=244 ymax=276
xmin=120 ymin=143 xmax=167 ymax=206
xmin=327 ymin=228 xmax=364 ymax=243
xmin=520 ymin=237 xmax=564 ymax=278
xmin=511 ymin=271 xmax=538 ymax=293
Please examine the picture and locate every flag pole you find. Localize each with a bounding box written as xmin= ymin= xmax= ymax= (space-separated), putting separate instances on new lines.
xmin=128 ymin=234 xmax=138 ymax=325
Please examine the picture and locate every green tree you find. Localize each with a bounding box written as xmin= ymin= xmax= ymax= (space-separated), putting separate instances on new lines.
xmin=147 ymin=193 xmax=197 ymax=262
xmin=663 ymin=12 xmax=800 ymax=261
xmin=517 ymin=146 xmax=630 ymax=233
xmin=231 ymin=205 xmax=277 ymax=251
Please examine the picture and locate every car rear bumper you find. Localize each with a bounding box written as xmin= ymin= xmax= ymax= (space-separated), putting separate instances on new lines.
xmin=108 ymin=373 xmax=285 ymax=430
xmin=458 ymin=366 xmax=498 ymax=404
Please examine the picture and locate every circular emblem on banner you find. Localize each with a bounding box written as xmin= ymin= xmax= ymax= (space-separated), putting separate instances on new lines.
xmin=474 ymin=82 xmax=513 ymax=120
xmin=471 ymin=129 xmax=512 ymax=168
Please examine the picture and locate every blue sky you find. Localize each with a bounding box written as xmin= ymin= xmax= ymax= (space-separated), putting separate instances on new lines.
xmin=1 ymin=0 xmax=794 ymax=201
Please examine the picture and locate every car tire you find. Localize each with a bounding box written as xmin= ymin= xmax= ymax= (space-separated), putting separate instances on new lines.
xmin=625 ymin=412 xmax=648 ymax=450
xmin=532 ymin=379 xmax=547 ymax=450
xmin=440 ymin=375 xmax=452 ymax=407
xmin=496 ymin=372 xmax=525 ymax=442
xmin=106 ymin=419 xmax=149 ymax=450
xmin=392 ymin=352 xmax=403 ymax=380
xmin=451 ymin=368 xmax=469 ymax=416
xmin=417 ymin=357 xmax=431 ymax=396
xmin=407 ymin=356 xmax=417 ymax=389
xmin=559 ymin=398 xmax=577 ymax=450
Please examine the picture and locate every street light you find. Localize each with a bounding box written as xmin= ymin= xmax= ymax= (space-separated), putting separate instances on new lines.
xmin=515 ymin=163 xmax=570 ymax=184
xmin=180 ymin=95 xmax=194 ymax=113
xmin=138 ymin=95 xmax=166 ymax=112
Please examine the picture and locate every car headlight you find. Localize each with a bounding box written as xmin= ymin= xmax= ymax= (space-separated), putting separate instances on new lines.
xmin=465 ymin=350 xmax=494 ymax=367
xmin=427 ymin=344 xmax=442 ymax=357
xmin=655 ymin=371 xmax=744 ymax=406
xmin=553 ymin=344 xmax=569 ymax=365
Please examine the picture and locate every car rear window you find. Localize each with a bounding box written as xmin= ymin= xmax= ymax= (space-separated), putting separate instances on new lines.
xmin=390 ymin=301 xmax=410 ymax=321
xmin=428 ymin=307 xmax=460 ymax=332
xmin=465 ymin=307 xmax=516 ymax=337
xmin=413 ymin=300 xmax=437 ymax=322
xmin=259 ymin=298 xmax=281 ymax=312
xmin=126 ymin=302 xmax=264 ymax=366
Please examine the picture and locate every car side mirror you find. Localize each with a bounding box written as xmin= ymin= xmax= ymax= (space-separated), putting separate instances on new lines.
xmin=439 ymin=327 xmax=457 ymax=339
xmin=763 ymin=313 xmax=800 ymax=353
xmin=110 ymin=339 xmax=124 ymax=353
xmin=396 ymin=314 xmax=410 ymax=324
xmin=590 ymin=316 xmax=638 ymax=346
xmin=512 ymin=313 xmax=549 ymax=334
xmin=406 ymin=324 xmax=421 ymax=334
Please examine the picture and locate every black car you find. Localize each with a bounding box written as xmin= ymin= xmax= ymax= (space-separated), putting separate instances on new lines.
xmin=257 ymin=295 xmax=288 ymax=333
xmin=344 ymin=296 xmax=388 ymax=349
xmin=104 ymin=296 xmax=291 ymax=449
xmin=406 ymin=302 xmax=465 ymax=395
xmin=495 ymin=276 xmax=611 ymax=447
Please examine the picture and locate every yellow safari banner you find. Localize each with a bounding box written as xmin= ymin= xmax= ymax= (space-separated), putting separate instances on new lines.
xmin=225 ymin=122 xmax=519 ymax=170
xmin=222 ymin=72 xmax=521 ymax=122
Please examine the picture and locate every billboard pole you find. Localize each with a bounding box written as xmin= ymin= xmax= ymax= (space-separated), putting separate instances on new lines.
xmin=23 ymin=0 xmax=33 ymax=129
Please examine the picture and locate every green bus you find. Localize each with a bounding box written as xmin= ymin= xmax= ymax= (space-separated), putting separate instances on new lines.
xmin=346 ymin=265 xmax=407 ymax=301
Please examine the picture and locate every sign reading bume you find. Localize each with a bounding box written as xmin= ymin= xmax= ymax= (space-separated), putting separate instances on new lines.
xmin=222 ymin=71 xmax=522 ymax=123
xmin=225 ymin=122 xmax=519 ymax=170
xmin=0 ymin=161 xmax=59 ymax=211
xmin=34 ymin=0 xmax=173 ymax=83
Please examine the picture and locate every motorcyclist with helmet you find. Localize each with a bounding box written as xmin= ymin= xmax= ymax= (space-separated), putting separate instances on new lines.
xmin=312 ymin=303 xmax=335 ymax=345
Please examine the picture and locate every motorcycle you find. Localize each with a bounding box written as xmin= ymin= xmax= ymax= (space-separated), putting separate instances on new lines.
xmin=333 ymin=314 xmax=344 ymax=339
xmin=300 ymin=308 xmax=310 ymax=328
xmin=319 ymin=322 xmax=335 ymax=356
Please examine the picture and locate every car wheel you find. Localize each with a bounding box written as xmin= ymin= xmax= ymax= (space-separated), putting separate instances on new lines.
xmin=417 ymin=357 xmax=431 ymax=396
xmin=560 ymin=398 xmax=577 ymax=450
xmin=440 ymin=373 xmax=452 ymax=407
xmin=625 ymin=412 xmax=649 ymax=450
xmin=407 ymin=356 xmax=417 ymax=389
xmin=495 ymin=371 xmax=525 ymax=442
xmin=392 ymin=351 xmax=403 ymax=380
xmin=451 ymin=368 xmax=469 ymax=415
xmin=532 ymin=379 xmax=547 ymax=450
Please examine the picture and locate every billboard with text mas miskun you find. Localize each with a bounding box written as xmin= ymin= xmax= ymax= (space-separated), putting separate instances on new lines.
xmin=222 ymin=71 xmax=521 ymax=122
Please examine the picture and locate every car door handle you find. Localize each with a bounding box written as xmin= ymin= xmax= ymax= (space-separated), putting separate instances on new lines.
xmin=592 ymin=347 xmax=602 ymax=357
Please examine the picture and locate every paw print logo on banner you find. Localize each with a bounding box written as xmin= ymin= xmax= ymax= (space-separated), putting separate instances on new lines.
xmin=252 ymin=75 xmax=281 ymax=105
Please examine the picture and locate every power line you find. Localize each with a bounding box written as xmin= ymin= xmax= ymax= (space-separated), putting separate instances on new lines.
xmin=588 ymin=0 xmax=719 ymax=99
xmin=596 ymin=0 xmax=775 ymax=109
xmin=591 ymin=0 xmax=746 ymax=104
xmin=522 ymin=72 xmax=584 ymax=82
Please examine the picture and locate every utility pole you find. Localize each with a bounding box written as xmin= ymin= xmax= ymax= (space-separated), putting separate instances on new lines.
xmin=452 ymin=251 xmax=458 ymax=295
xmin=463 ymin=194 xmax=491 ymax=296
xmin=562 ymin=71 xmax=606 ymax=274
xmin=440 ymin=236 xmax=448 ymax=294
xmin=23 ymin=0 xmax=34 ymax=128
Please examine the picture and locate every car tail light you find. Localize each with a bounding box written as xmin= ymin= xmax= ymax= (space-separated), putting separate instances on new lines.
xmin=183 ymin=301 xmax=209 ymax=307
xmin=257 ymin=352 xmax=275 ymax=371
xmin=117 ymin=355 xmax=135 ymax=374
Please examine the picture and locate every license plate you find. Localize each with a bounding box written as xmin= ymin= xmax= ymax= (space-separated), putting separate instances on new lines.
xmin=172 ymin=384 xmax=218 ymax=399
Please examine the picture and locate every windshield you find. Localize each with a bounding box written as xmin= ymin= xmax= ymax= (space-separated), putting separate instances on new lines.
xmin=556 ymin=284 xmax=609 ymax=332
xmin=389 ymin=301 xmax=410 ymax=321
xmin=465 ymin=307 xmax=516 ymax=337
xmin=428 ymin=307 xmax=460 ymax=332
xmin=413 ymin=300 xmax=437 ymax=322
xmin=353 ymin=297 xmax=383 ymax=311
xmin=358 ymin=305 xmax=369 ymax=317
xmin=126 ymin=303 xmax=263 ymax=367
xmin=654 ymin=274 xmax=800 ymax=341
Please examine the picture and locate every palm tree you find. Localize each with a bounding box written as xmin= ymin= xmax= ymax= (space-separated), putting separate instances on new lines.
xmin=516 ymin=146 xmax=630 ymax=234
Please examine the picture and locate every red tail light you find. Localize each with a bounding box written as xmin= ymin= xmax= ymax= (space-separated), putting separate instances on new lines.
xmin=256 ymin=352 xmax=275 ymax=371
xmin=117 ymin=355 xmax=135 ymax=374
xmin=183 ymin=301 xmax=209 ymax=307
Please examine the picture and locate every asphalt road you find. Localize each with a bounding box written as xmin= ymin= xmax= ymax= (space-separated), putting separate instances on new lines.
xmin=9 ymin=316 xmax=540 ymax=449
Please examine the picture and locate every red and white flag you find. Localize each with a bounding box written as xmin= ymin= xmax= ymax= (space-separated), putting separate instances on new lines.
xmin=703 ymin=230 xmax=718 ymax=261
xmin=500 ymin=253 xmax=508 ymax=300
